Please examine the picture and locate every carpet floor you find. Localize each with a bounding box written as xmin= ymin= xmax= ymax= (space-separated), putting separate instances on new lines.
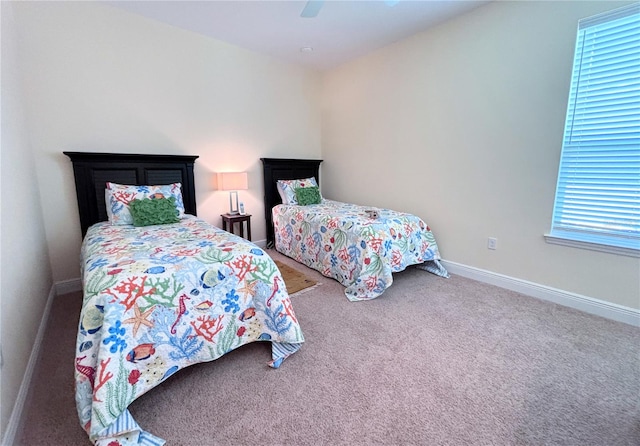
xmin=17 ymin=250 xmax=640 ymax=445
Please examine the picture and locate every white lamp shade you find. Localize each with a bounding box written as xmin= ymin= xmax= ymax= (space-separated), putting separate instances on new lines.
xmin=214 ymin=172 xmax=248 ymax=191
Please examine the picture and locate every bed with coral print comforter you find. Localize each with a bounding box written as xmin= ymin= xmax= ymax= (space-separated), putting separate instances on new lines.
xmin=75 ymin=216 xmax=303 ymax=446
xmin=273 ymin=199 xmax=448 ymax=301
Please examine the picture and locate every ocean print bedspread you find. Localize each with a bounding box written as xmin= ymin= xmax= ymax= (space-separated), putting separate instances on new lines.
xmin=273 ymin=199 xmax=449 ymax=301
xmin=75 ymin=216 xmax=303 ymax=446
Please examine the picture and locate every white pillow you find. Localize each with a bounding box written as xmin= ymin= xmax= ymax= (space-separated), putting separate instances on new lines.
xmin=276 ymin=177 xmax=320 ymax=205
xmin=276 ymin=182 xmax=288 ymax=204
xmin=105 ymin=182 xmax=185 ymax=225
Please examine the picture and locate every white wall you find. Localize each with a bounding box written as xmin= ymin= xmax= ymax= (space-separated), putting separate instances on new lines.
xmin=2 ymin=0 xmax=638 ymax=439
xmin=13 ymin=1 xmax=322 ymax=283
xmin=0 ymin=2 xmax=54 ymax=438
xmin=322 ymin=0 xmax=640 ymax=310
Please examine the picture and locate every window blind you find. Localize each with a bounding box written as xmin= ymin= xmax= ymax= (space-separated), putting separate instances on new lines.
xmin=550 ymin=3 xmax=640 ymax=253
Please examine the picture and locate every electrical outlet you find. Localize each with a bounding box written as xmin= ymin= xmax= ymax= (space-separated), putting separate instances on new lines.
xmin=487 ymin=237 xmax=497 ymax=250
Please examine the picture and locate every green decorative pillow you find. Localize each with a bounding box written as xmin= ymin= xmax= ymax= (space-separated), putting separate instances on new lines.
xmin=129 ymin=197 xmax=180 ymax=227
xmin=294 ymin=186 xmax=321 ymax=206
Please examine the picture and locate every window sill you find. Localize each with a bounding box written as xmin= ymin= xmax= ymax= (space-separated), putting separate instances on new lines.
xmin=544 ymin=234 xmax=640 ymax=258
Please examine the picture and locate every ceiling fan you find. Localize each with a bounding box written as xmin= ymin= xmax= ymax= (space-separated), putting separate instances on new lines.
xmin=300 ymin=0 xmax=324 ymax=18
xmin=300 ymin=0 xmax=400 ymax=18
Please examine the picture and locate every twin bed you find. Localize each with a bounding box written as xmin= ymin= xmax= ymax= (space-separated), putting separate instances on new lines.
xmin=66 ymin=153 xmax=447 ymax=446
xmin=261 ymin=158 xmax=448 ymax=301
xmin=66 ymin=153 xmax=303 ymax=446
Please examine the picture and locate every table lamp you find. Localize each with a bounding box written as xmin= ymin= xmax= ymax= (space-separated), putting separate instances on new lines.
xmin=214 ymin=172 xmax=248 ymax=215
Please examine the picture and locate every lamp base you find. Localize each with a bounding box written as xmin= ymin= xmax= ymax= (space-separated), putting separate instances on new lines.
xmin=229 ymin=191 xmax=240 ymax=215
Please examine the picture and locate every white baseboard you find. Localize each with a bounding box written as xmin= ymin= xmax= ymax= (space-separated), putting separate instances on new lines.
xmin=1 ymin=284 xmax=56 ymax=446
xmin=55 ymin=277 xmax=82 ymax=295
xmin=254 ymin=239 xmax=267 ymax=249
xmin=441 ymin=260 xmax=640 ymax=327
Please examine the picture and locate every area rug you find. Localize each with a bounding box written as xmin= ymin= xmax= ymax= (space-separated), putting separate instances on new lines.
xmin=274 ymin=259 xmax=320 ymax=296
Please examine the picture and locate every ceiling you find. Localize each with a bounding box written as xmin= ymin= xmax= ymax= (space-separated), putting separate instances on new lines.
xmin=107 ymin=1 xmax=491 ymax=71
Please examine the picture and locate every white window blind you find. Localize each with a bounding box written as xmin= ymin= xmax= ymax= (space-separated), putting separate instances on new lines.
xmin=549 ymin=3 xmax=640 ymax=255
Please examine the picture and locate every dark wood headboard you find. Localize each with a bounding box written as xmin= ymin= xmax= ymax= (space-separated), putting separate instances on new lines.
xmin=64 ymin=152 xmax=199 ymax=237
xmin=261 ymin=157 xmax=323 ymax=248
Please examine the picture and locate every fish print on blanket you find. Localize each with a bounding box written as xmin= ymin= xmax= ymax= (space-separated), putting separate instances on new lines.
xmin=273 ymin=199 xmax=449 ymax=301
xmin=75 ymin=216 xmax=304 ymax=446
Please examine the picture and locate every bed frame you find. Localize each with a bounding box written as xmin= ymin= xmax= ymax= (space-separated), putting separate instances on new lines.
xmin=261 ymin=157 xmax=323 ymax=248
xmin=64 ymin=152 xmax=199 ymax=237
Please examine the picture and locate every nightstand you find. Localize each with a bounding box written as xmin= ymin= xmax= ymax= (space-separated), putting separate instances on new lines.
xmin=221 ymin=213 xmax=252 ymax=241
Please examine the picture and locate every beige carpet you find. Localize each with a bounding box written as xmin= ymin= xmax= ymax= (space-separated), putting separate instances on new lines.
xmin=275 ymin=259 xmax=319 ymax=296
xmin=16 ymin=249 xmax=640 ymax=445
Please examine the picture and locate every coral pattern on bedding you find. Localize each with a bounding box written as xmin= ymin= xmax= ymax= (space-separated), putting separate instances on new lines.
xmin=75 ymin=216 xmax=303 ymax=446
xmin=273 ymin=199 xmax=448 ymax=301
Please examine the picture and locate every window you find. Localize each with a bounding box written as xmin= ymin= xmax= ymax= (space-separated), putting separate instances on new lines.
xmin=547 ymin=3 xmax=640 ymax=257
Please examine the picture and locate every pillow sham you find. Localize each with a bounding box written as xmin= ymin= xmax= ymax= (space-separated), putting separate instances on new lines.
xmin=294 ymin=186 xmax=321 ymax=206
xmin=105 ymin=182 xmax=185 ymax=225
xmin=277 ymin=177 xmax=320 ymax=205
xmin=276 ymin=182 xmax=288 ymax=204
xmin=129 ymin=197 xmax=180 ymax=227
